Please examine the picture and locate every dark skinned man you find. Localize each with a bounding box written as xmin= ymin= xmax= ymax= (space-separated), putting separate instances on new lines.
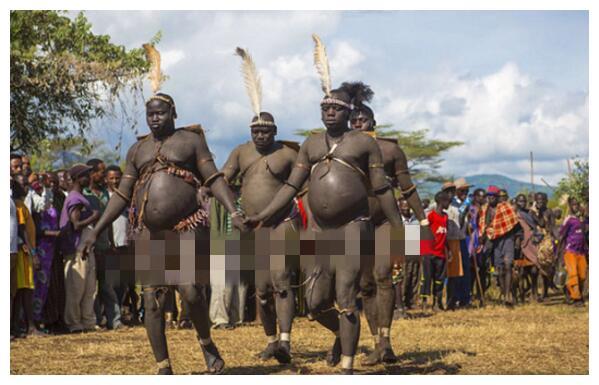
xmin=531 ymin=192 xmax=558 ymax=301
xmin=478 ymin=186 xmax=519 ymax=307
xmin=349 ymin=94 xmax=431 ymax=365
xmin=217 ymin=47 xmax=300 ymax=364
xmin=245 ymin=36 xmax=404 ymax=373
xmin=79 ymin=92 xmax=247 ymax=374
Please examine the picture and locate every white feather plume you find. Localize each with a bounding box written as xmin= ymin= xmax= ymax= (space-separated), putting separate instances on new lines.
xmin=312 ymin=34 xmax=331 ymax=97
xmin=235 ymin=47 xmax=262 ymax=118
xmin=143 ymin=43 xmax=163 ymax=94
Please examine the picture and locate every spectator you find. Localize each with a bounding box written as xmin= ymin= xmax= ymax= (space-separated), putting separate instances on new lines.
xmin=21 ymin=155 xmax=32 ymax=178
xmin=84 ymin=159 xmax=122 ymax=330
xmin=420 ymin=191 xmax=451 ymax=311
xmin=11 ymin=178 xmax=43 ymax=337
xmin=559 ymin=197 xmax=588 ymax=307
xmin=397 ymin=199 xmax=419 ymax=316
xmin=10 ymin=182 xmax=19 ymax=340
xmin=60 ymin=164 xmax=99 ymax=333
xmin=106 ymin=165 xmax=137 ymax=326
xmin=10 ymin=153 xmax=23 ymax=177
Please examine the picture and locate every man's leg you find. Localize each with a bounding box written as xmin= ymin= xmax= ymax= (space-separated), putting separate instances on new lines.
xmin=81 ymin=252 xmax=98 ymax=330
xmin=432 ymin=257 xmax=445 ymax=311
xmin=420 ymin=255 xmax=433 ymax=309
xmin=177 ymin=283 xmax=225 ymax=373
xmin=63 ymin=253 xmax=84 ymax=332
xmin=142 ymin=286 xmax=171 ymax=374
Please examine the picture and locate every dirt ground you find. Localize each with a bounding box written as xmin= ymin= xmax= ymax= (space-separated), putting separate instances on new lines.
xmin=10 ymin=293 xmax=588 ymax=375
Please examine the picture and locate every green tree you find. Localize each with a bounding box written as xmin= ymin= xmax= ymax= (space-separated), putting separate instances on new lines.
xmin=29 ymin=137 xmax=121 ymax=172
xmin=10 ymin=10 xmax=153 ymax=153
xmin=554 ymin=159 xmax=589 ymax=206
xmin=294 ymin=126 xmax=462 ymax=184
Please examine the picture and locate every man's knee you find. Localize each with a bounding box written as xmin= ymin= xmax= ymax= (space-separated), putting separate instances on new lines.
xmin=373 ymin=264 xmax=393 ymax=289
xmin=271 ymin=269 xmax=291 ymax=297
xmin=177 ymin=284 xmax=200 ymax=305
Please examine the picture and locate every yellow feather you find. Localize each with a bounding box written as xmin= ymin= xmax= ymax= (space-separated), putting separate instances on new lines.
xmin=143 ymin=43 xmax=163 ymax=94
xmin=235 ymin=47 xmax=262 ymax=118
xmin=312 ymin=34 xmax=331 ymax=97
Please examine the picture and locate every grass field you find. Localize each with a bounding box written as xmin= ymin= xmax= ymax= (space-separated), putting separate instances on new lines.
xmin=10 ymin=293 xmax=588 ymax=375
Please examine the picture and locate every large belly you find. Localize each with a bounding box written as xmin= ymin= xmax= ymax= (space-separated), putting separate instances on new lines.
xmin=241 ymin=176 xmax=284 ymax=216
xmin=138 ymin=172 xmax=198 ymax=231
xmin=308 ymin=162 xmax=369 ymax=227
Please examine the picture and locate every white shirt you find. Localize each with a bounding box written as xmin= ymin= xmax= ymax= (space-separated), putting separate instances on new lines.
xmin=109 ymin=191 xmax=129 ymax=248
xmin=24 ymin=187 xmax=52 ymax=214
xmin=10 ymin=197 xmax=18 ymax=254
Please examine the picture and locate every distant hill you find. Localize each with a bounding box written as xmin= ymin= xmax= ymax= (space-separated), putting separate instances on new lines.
xmin=418 ymin=174 xmax=554 ymax=199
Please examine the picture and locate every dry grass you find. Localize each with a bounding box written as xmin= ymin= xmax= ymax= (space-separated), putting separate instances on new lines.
xmin=10 ymin=295 xmax=588 ymax=375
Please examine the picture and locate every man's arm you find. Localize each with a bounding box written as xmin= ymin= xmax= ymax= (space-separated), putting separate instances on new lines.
xmin=90 ymin=144 xmax=139 ymax=235
xmin=394 ymin=145 xmax=426 ymax=221
xmin=69 ymin=205 xmax=100 ymax=231
xmin=248 ymin=141 xmax=310 ymax=225
xmin=221 ymin=146 xmax=241 ymax=183
xmin=368 ymin=138 xmax=402 ymax=227
xmin=79 ymin=144 xmax=138 ymax=256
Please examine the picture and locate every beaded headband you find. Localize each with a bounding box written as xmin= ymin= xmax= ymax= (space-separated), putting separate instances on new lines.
xmin=145 ymin=95 xmax=175 ymax=108
xmin=249 ymin=119 xmax=277 ymax=128
xmin=320 ymin=97 xmax=353 ymax=110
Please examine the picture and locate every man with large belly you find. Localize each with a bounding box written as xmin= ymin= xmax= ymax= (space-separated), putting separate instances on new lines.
xmin=245 ymin=55 xmax=404 ymax=373
xmin=219 ymin=111 xmax=299 ymax=363
xmin=79 ymin=93 xmax=247 ymax=374
xmin=349 ymin=94 xmax=431 ymax=366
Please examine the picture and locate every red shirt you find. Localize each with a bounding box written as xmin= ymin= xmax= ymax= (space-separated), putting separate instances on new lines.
xmin=420 ymin=210 xmax=448 ymax=258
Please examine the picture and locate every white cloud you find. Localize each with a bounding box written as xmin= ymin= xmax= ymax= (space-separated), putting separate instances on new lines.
xmin=375 ymin=62 xmax=588 ymax=185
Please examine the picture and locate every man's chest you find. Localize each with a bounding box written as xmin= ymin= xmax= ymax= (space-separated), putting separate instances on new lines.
xmin=307 ymin=137 xmax=366 ymax=166
xmin=135 ymin=138 xmax=196 ymax=169
xmin=239 ymin=148 xmax=292 ymax=178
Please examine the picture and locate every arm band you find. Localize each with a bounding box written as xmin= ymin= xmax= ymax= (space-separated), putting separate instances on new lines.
xmin=294 ymin=162 xmax=310 ymax=171
xmin=395 ymin=169 xmax=410 ymax=176
xmin=202 ymin=171 xmax=224 ymax=187
xmin=369 ymin=163 xmax=384 ymax=168
xmin=401 ymin=184 xmax=417 ymax=197
xmin=113 ymin=188 xmax=131 ymax=203
xmin=373 ymin=183 xmax=391 ymax=195
xmin=122 ymin=174 xmax=137 ymax=180
xmin=198 ymin=157 xmax=214 ymax=166
xmin=284 ymin=181 xmax=300 ymax=192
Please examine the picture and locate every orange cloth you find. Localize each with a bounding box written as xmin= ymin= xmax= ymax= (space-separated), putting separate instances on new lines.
xmin=446 ymin=239 xmax=464 ymax=277
xmin=564 ymin=250 xmax=587 ymax=301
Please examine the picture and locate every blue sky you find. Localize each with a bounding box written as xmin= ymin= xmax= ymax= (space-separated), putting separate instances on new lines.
xmin=80 ymin=10 xmax=588 ymax=185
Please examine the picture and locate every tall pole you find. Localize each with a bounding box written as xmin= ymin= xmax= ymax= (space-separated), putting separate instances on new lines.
xmin=530 ymin=151 xmax=534 ymax=194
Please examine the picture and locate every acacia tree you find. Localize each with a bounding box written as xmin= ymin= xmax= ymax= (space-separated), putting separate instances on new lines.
xmin=10 ymin=11 xmax=153 ymax=153
xmin=294 ymin=126 xmax=462 ymax=185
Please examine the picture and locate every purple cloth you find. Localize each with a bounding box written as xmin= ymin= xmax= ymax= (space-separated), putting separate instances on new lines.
xmin=33 ymin=206 xmax=59 ymax=321
xmin=59 ymin=191 xmax=92 ymax=255
xmin=560 ymin=215 xmax=587 ymax=255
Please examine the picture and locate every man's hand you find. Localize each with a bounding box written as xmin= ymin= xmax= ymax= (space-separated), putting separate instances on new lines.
xmin=78 ymin=230 xmax=97 ymax=260
xmin=421 ymin=225 xmax=434 ymax=241
xmin=197 ymin=186 xmax=212 ymax=206
xmin=243 ymin=215 xmax=263 ymax=230
xmin=231 ymin=215 xmax=251 ymax=233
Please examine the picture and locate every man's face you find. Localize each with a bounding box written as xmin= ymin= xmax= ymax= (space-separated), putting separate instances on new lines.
xmin=569 ymin=198 xmax=580 ymax=216
xmin=48 ymin=173 xmax=60 ymax=192
xmin=106 ymin=170 xmax=122 ymax=191
xmin=78 ymin=172 xmax=91 ymax=188
xmin=499 ymin=194 xmax=508 ymax=203
xmin=422 ymin=199 xmax=430 ymax=209
xmin=350 ymin=112 xmax=374 ymax=132
xmin=438 ymin=197 xmax=450 ymax=210
xmin=21 ymin=157 xmax=32 ymax=176
xmin=488 ymin=194 xmax=498 ymax=207
xmin=146 ymin=99 xmax=175 ymax=136
xmin=321 ymin=101 xmax=349 ymax=131
xmin=474 ymin=191 xmax=486 ymax=206
xmin=251 ymin=125 xmax=276 ymax=151
xmin=444 ymin=187 xmax=456 ymax=200
xmin=399 ymin=200 xmax=411 ymax=218
xmin=516 ymin=195 xmax=527 ymax=211
xmin=10 ymin=158 xmax=23 ymax=176
xmin=58 ymin=171 xmax=71 ymax=191
xmin=456 ymin=188 xmax=469 ymax=201
xmin=535 ymin=194 xmax=547 ymax=210
xmin=91 ymin=162 xmax=106 ymax=186
xmin=15 ymin=175 xmax=29 ymax=194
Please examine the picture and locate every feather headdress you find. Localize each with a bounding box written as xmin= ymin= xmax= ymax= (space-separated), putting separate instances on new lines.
xmin=235 ymin=47 xmax=262 ymax=119
xmin=235 ymin=47 xmax=275 ymax=127
xmin=312 ymin=34 xmax=331 ymax=97
xmin=143 ymin=43 xmax=164 ymax=95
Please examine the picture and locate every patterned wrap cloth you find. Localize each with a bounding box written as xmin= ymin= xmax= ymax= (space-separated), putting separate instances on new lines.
xmin=478 ymin=201 xmax=519 ymax=240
